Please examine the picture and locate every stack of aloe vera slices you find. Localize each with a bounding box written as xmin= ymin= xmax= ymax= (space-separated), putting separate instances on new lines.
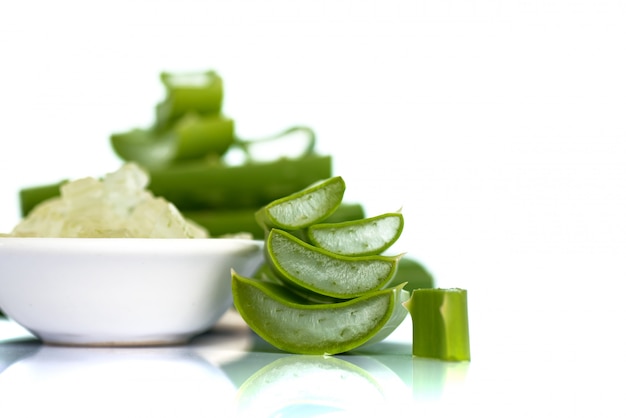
xmin=232 ymin=176 xmax=411 ymax=355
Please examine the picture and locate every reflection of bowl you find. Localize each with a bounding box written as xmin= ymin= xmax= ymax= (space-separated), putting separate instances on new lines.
xmin=0 ymin=238 xmax=263 ymax=346
xmin=0 ymin=345 xmax=237 ymax=417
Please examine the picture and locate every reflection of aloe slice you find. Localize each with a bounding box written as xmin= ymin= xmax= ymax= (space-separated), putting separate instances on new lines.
xmin=235 ymin=355 xmax=386 ymax=416
xmin=307 ymin=212 xmax=404 ymax=256
xmin=231 ymin=271 xmax=409 ymax=355
xmin=266 ymin=229 xmax=402 ymax=299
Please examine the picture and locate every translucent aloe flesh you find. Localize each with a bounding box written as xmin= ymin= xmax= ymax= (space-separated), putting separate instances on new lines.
xmin=267 ymin=229 xmax=402 ymax=299
xmin=307 ymin=212 xmax=404 ymax=256
xmin=232 ymin=271 xmax=409 ymax=355
xmin=403 ymin=288 xmax=471 ymax=361
xmin=255 ymin=176 xmax=346 ymax=231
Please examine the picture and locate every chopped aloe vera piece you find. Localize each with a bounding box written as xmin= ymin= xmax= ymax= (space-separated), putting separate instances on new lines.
xmin=231 ymin=270 xmax=409 ymax=355
xmin=385 ymin=257 xmax=435 ymax=291
xmin=307 ymin=212 xmax=404 ymax=256
xmin=255 ymin=176 xmax=345 ymax=231
xmin=266 ymin=229 xmax=402 ymax=299
xmin=156 ymin=70 xmax=223 ymax=129
xmin=9 ymin=163 xmax=207 ymax=238
xmin=110 ymin=114 xmax=234 ymax=169
xmin=170 ymin=113 xmax=234 ymax=160
xmin=19 ymin=181 xmax=67 ymax=217
xmin=403 ymin=288 xmax=471 ymax=361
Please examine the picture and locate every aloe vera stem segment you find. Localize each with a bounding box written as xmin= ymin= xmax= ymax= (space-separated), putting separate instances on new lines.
xmin=403 ymin=288 xmax=471 ymax=361
xmin=156 ymin=70 xmax=224 ymax=129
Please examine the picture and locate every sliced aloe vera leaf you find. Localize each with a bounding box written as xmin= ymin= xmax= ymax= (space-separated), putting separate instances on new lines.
xmin=255 ymin=176 xmax=345 ymax=231
xmin=307 ymin=212 xmax=404 ymax=256
xmin=266 ymin=229 xmax=402 ymax=299
xmin=403 ymin=288 xmax=471 ymax=361
xmin=231 ymin=271 xmax=409 ymax=355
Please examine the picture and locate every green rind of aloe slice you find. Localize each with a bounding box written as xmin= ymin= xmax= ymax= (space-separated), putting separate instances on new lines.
xmin=266 ymin=229 xmax=403 ymax=299
xmin=231 ymin=270 xmax=409 ymax=355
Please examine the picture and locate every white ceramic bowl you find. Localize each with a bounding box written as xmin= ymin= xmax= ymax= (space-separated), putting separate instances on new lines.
xmin=0 ymin=237 xmax=264 ymax=346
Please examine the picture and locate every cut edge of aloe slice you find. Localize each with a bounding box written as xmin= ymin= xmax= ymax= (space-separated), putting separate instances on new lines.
xmin=231 ymin=270 xmax=409 ymax=355
xmin=266 ymin=229 xmax=403 ymax=299
xmin=307 ymin=211 xmax=404 ymax=256
xmin=403 ymin=288 xmax=471 ymax=362
xmin=255 ymin=176 xmax=346 ymax=231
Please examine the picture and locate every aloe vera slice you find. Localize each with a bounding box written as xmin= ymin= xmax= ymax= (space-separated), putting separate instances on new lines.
xmin=267 ymin=229 xmax=402 ymax=299
xmin=307 ymin=212 xmax=404 ymax=256
xmin=255 ymin=176 xmax=345 ymax=231
xmin=403 ymin=288 xmax=471 ymax=361
xmin=231 ymin=271 xmax=409 ymax=355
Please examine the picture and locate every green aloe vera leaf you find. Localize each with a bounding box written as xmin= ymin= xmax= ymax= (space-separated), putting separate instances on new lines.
xmin=403 ymin=288 xmax=471 ymax=361
xmin=19 ymin=181 xmax=67 ymax=217
xmin=385 ymin=257 xmax=435 ymax=291
xmin=255 ymin=176 xmax=345 ymax=231
xmin=110 ymin=128 xmax=171 ymax=168
xmin=231 ymin=270 xmax=409 ymax=355
xmin=156 ymin=70 xmax=223 ymax=129
xmin=170 ymin=113 xmax=234 ymax=160
xmin=110 ymin=115 xmax=234 ymax=169
xmin=146 ymin=154 xmax=333 ymax=211
xmin=306 ymin=212 xmax=404 ymax=256
xmin=266 ymin=228 xmax=403 ymax=299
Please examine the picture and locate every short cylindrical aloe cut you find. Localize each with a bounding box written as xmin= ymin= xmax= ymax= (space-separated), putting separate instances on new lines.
xmin=307 ymin=212 xmax=404 ymax=256
xmin=403 ymin=288 xmax=470 ymax=361
xmin=255 ymin=176 xmax=346 ymax=231
xmin=267 ymin=229 xmax=402 ymax=299
xmin=231 ymin=270 xmax=409 ymax=355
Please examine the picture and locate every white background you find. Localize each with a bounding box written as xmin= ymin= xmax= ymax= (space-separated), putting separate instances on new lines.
xmin=1 ymin=1 xmax=625 ymax=415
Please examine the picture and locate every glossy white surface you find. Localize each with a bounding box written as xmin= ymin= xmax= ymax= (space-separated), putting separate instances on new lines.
xmin=0 ymin=238 xmax=263 ymax=346
xmin=2 ymin=302 xmax=624 ymax=418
